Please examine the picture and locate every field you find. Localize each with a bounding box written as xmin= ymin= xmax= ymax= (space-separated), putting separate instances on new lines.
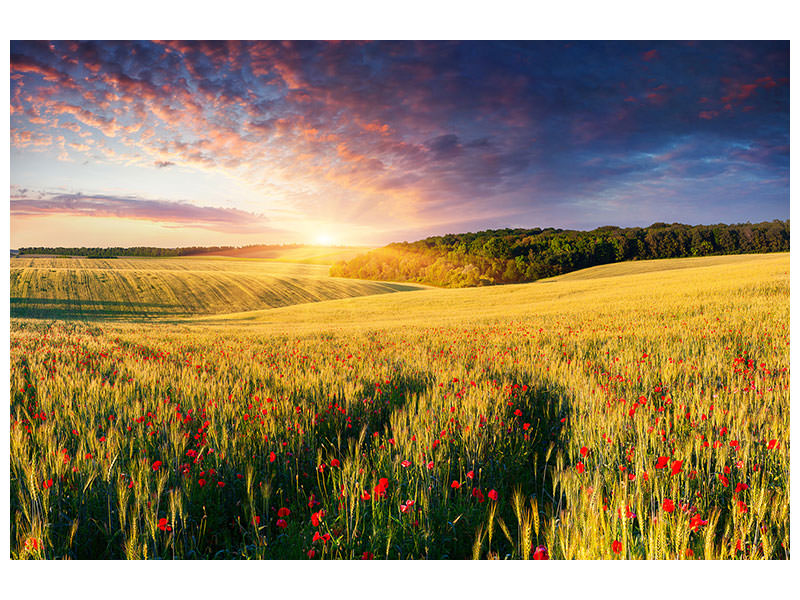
xmin=10 ymin=256 xmax=423 ymax=320
xmin=9 ymin=253 xmax=790 ymax=559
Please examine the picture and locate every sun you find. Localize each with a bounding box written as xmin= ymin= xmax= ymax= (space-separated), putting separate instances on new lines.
xmin=314 ymin=233 xmax=335 ymax=246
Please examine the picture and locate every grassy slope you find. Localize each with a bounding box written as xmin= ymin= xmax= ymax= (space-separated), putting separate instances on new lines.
xmin=195 ymin=253 xmax=789 ymax=331
xmin=10 ymin=256 xmax=423 ymax=320
xmin=10 ymin=253 xmax=787 ymax=324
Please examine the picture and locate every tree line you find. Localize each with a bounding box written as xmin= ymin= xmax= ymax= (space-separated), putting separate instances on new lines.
xmin=330 ymin=221 xmax=789 ymax=287
xmin=15 ymin=244 xmax=305 ymax=258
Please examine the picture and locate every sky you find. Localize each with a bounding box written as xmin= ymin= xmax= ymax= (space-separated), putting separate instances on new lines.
xmin=9 ymin=40 xmax=789 ymax=248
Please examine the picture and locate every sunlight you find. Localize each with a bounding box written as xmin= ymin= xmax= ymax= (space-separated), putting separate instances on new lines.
xmin=314 ymin=233 xmax=335 ymax=246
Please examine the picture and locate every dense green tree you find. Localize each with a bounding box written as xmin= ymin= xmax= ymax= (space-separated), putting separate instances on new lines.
xmin=330 ymin=221 xmax=789 ymax=288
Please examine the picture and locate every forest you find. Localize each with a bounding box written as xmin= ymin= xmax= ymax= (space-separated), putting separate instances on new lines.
xmin=330 ymin=221 xmax=790 ymax=287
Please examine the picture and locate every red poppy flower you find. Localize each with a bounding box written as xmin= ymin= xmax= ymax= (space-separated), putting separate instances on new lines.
xmin=198 ymin=478 xmax=206 ymax=487
xmin=611 ymin=540 xmax=622 ymax=554
xmin=580 ymin=446 xmax=589 ymax=457
xmin=735 ymin=482 xmax=749 ymax=493
xmin=252 ymin=516 xmax=261 ymax=525
xmin=277 ymin=507 xmax=291 ymax=517
xmin=662 ymin=498 xmax=675 ymax=513
xmin=767 ymin=439 xmax=778 ymax=450
xmin=689 ymin=514 xmax=708 ymax=531
xmin=311 ymin=510 xmax=325 ymax=527
xmin=670 ymin=460 xmax=683 ymax=476
xmin=158 ymin=518 xmax=172 ymax=532
xmin=576 ymin=462 xmax=585 ymax=474
xmin=374 ymin=478 xmax=389 ymax=498
xmin=269 ymin=451 xmax=276 ymax=463
xmin=451 ymin=480 xmax=461 ymax=489
xmin=307 ymin=549 xmax=315 ymax=558
xmin=42 ymin=478 xmax=53 ymax=489
xmin=655 ymin=456 xmax=669 ymax=469
xmin=217 ymin=481 xmax=225 ymax=488
xmin=361 ymin=490 xmax=371 ymax=501
xmin=152 ymin=460 xmax=162 ymax=471
xmin=331 ymin=458 xmax=340 ymax=468
xmin=362 ymin=551 xmax=374 ymax=560
xmin=276 ymin=519 xmax=288 ymax=528
xmin=488 ymin=489 xmax=498 ymax=501
xmin=532 ymin=545 xmax=549 ymax=560
xmin=401 ymin=460 xmax=411 ymax=468
xmin=718 ymin=474 xmax=729 ymax=487
xmin=466 ymin=470 xmax=474 ymax=479
xmin=312 ymin=531 xmax=331 ymax=543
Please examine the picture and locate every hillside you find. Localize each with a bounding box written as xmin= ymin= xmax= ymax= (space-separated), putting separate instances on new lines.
xmin=330 ymin=221 xmax=789 ymax=287
xmin=199 ymin=252 xmax=789 ymax=331
xmin=10 ymin=256 xmax=424 ymax=320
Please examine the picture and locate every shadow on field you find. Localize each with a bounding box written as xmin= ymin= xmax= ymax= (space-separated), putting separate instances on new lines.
xmin=10 ymin=297 xmax=184 ymax=320
xmin=482 ymin=373 xmax=572 ymax=494
xmin=373 ymin=282 xmax=429 ymax=292
xmin=326 ymin=368 xmax=575 ymax=559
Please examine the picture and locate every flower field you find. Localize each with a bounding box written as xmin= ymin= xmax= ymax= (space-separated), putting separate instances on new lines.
xmin=9 ymin=253 xmax=789 ymax=559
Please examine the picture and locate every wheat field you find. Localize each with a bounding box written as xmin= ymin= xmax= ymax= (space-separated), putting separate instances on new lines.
xmin=9 ymin=253 xmax=789 ymax=559
xmin=10 ymin=256 xmax=424 ymax=320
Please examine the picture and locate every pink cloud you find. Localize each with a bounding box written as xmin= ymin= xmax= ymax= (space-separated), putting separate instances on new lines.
xmin=11 ymin=192 xmax=276 ymax=234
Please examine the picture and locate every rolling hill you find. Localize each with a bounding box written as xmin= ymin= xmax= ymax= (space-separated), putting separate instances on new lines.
xmin=196 ymin=252 xmax=789 ymax=332
xmin=10 ymin=256 xmax=424 ymax=320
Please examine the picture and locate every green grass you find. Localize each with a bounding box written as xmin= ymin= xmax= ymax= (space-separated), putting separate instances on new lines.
xmin=10 ymin=256 xmax=424 ymax=320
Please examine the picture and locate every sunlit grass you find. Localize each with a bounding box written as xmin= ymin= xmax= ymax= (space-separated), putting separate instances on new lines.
xmin=10 ymin=256 xmax=423 ymax=320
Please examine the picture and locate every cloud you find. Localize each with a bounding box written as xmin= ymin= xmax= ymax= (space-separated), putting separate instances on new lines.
xmin=11 ymin=192 xmax=275 ymax=234
xmin=9 ymin=41 xmax=789 ymax=238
